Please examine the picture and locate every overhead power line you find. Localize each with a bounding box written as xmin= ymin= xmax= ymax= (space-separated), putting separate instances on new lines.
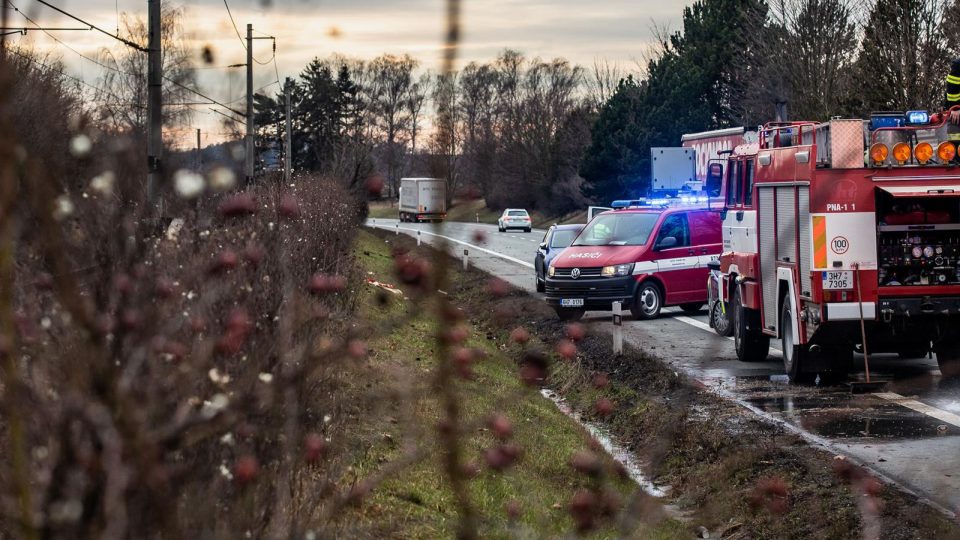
xmin=164 ymin=76 xmax=246 ymax=118
xmin=29 ymin=0 xmax=147 ymax=52
xmin=11 ymin=2 xmax=133 ymax=76
xmin=6 ymin=46 xmax=138 ymax=107
xmin=209 ymin=107 xmax=245 ymax=125
xmin=222 ymin=0 xmax=246 ymax=51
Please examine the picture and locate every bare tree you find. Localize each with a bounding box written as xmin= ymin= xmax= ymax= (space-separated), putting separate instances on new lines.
xmin=857 ymin=0 xmax=960 ymax=112
xmin=408 ymin=72 xmax=431 ymax=154
xmin=95 ymin=5 xmax=195 ymax=134
xmin=368 ymin=54 xmax=418 ymax=197
xmin=738 ymin=0 xmax=859 ymax=123
xmin=587 ymin=58 xmax=624 ymax=109
xmin=457 ymin=61 xmax=499 ymax=197
xmin=430 ymin=72 xmax=461 ymax=203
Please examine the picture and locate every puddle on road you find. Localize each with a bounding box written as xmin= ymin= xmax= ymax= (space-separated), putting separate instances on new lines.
xmin=539 ymin=388 xmax=669 ymax=498
xmin=744 ymin=395 xmax=957 ymax=439
xmin=696 ymin=372 xmax=959 ymax=440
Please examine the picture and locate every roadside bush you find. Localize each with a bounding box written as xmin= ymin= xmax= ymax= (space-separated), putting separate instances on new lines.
xmin=0 ymin=48 xmax=376 ymax=538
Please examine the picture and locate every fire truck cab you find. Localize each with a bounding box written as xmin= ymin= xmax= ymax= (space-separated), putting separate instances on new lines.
xmin=719 ymin=112 xmax=960 ymax=382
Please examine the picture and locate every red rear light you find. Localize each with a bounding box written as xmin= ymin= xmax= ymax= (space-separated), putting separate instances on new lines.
xmin=823 ymin=290 xmax=834 ymax=302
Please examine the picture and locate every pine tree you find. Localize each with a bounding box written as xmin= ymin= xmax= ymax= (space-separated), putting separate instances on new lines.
xmin=580 ymin=0 xmax=766 ymax=201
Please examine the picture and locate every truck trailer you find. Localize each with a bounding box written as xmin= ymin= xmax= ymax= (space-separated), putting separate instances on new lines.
xmin=398 ymin=178 xmax=447 ymax=223
xmin=717 ymin=112 xmax=960 ymax=382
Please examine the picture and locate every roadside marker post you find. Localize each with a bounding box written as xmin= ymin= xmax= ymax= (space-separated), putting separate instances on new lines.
xmin=463 ymin=249 xmax=469 ymax=270
xmin=395 ymin=223 xmax=399 ymax=235
xmin=476 ymin=213 xmax=479 ymax=223
xmin=612 ymin=301 xmax=623 ymax=355
xmin=417 ymin=230 xmax=421 ymax=246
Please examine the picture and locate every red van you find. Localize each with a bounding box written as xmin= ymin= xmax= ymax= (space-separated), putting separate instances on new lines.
xmin=544 ymin=203 xmax=722 ymax=321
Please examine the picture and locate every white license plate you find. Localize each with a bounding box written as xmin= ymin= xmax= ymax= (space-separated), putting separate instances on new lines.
xmin=561 ymin=298 xmax=584 ymax=307
xmin=822 ymin=271 xmax=853 ymax=290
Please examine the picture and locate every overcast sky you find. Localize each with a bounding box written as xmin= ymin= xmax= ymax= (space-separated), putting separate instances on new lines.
xmin=11 ymin=0 xmax=693 ymax=146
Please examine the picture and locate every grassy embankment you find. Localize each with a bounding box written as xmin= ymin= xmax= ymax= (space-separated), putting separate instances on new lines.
xmin=368 ymin=199 xmax=587 ymax=228
xmin=337 ymin=229 xmax=687 ymax=538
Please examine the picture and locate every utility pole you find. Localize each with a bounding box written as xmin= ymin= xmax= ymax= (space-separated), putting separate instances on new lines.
xmin=146 ymin=0 xmax=162 ymax=207
xmin=245 ymin=23 xmax=254 ymax=185
xmin=195 ymin=128 xmax=201 ymax=172
xmin=284 ymin=80 xmax=292 ymax=183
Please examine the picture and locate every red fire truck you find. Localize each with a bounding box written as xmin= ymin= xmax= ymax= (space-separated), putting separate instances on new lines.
xmin=718 ymin=112 xmax=960 ymax=382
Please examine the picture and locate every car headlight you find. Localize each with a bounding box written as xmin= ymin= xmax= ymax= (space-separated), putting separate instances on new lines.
xmin=548 ymin=265 xmax=555 ymax=277
xmin=601 ymin=263 xmax=634 ymax=277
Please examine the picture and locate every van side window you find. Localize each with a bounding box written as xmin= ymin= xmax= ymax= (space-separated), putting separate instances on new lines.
xmin=656 ymin=214 xmax=690 ymax=248
xmin=725 ymin=160 xmax=740 ymax=206
xmin=743 ymin=159 xmax=755 ymax=207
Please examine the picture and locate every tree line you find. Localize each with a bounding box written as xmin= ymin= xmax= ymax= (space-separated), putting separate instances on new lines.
xmin=241 ymin=0 xmax=960 ymax=212
xmin=584 ymin=0 xmax=960 ymax=201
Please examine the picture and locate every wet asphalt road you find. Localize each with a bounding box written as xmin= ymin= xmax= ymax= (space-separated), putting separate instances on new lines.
xmin=366 ymin=218 xmax=960 ymax=516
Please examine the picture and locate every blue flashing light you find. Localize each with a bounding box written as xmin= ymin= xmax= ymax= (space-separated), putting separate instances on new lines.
xmin=611 ymin=195 xmax=711 ymax=210
xmin=870 ymin=113 xmax=905 ymax=130
xmin=906 ymin=110 xmax=929 ymax=125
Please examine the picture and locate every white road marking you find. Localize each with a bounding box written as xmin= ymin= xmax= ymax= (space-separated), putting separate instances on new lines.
xmin=873 ymin=392 xmax=960 ymax=428
xmin=366 ymin=223 xmax=535 ymax=269
xmin=673 ymin=314 xmax=725 ymax=338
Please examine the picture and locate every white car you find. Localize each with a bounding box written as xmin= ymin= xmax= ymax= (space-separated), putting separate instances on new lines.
xmin=498 ymin=209 xmax=532 ymax=232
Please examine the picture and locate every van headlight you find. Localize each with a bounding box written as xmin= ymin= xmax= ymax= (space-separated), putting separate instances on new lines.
xmin=548 ymin=264 xmax=555 ymax=277
xmin=601 ymin=263 xmax=634 ymax=277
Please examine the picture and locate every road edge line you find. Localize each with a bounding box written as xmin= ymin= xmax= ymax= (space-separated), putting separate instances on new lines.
xmin=366 ymin=223 xmax=535 ymax=269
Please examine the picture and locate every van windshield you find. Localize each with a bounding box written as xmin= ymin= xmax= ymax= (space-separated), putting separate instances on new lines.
xmin=573 ymin=213 xmax=659 ymax=247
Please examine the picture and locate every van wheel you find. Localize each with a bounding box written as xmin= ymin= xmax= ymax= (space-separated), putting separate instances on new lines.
xmin=679 ymin=303 xmax=704 ymax=314
xmin=936 ymin=347 xmax=960 ymax=378
xmin=711 ymin=301 xmax=733 ymax=337
xmin=781 ymin=301 xmax=814 ymax=383
xmin=555 ymin=307 xmax=585 ymax=322
xmin=630 ymin=281 xmax=662 ymax=320
xmin=525 ymin=228 xmax=531 ymax=233
xmin=732 ymin=287 xmax=769 ymax=363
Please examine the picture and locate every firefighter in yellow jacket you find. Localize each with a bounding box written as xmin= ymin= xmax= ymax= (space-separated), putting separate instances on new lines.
xmin=949 ymin=58 xmax=960 ymax=127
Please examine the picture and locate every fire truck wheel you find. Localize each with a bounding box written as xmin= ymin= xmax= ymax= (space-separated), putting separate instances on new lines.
xmin=732 ymin=287 xmax=769 ymax=363
xmin=897 ymin=345 xmax=930 ymax=359
xmin=630 ymin=281 xmax=663 ymax=320
xmin=781 ymin=301 xmax=816 ymax=384
xmin=679 ymin=303 xmax=704 ymax=314
xmin=555 ymin=307 xmax=585 ymax=322
xmin=935 ymin=348 xmax=960 ymax=378
xmin=711 ymin=301 xmax=734 ymax=337
xmin=816 ymin=347 xmax=853 ymax=385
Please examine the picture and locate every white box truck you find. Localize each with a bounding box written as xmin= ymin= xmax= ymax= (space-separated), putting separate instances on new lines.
xmin=398 ymin=178 xmax=447 ymax=223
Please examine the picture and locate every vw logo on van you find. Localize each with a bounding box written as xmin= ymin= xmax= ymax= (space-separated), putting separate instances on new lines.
xmin=571 ymin=268 xmax=581 ymax=279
